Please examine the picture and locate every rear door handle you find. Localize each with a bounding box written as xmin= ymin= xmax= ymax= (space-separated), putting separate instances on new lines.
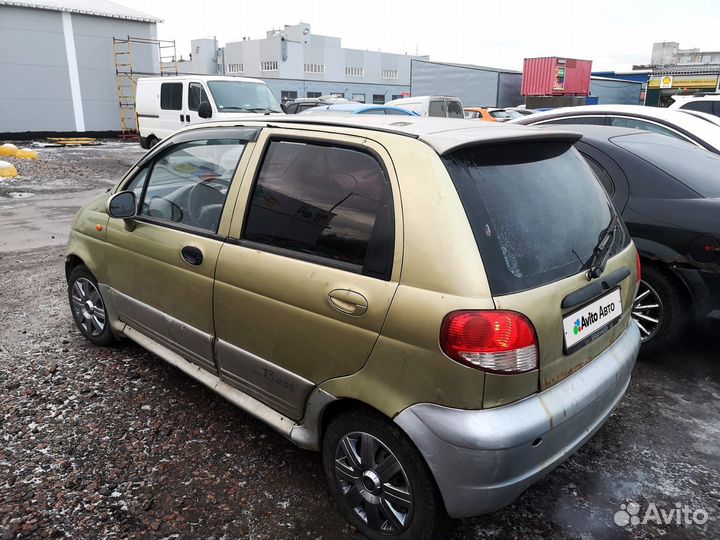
xmin=328 ymin=289 xmax=368 ymax=317
xmin=181 ymin=245 xmax=204 ymax=266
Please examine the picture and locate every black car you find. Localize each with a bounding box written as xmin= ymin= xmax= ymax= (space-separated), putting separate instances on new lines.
xmin=566 ymin=125 xmax=720 ymax=353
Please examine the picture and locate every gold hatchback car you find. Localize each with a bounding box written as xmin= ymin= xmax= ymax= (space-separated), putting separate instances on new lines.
xmin=66 ymin=116 xmax=641 ymax=540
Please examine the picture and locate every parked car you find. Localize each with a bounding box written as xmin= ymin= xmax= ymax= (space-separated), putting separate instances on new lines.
xmin=385 ymin=95 xmax=464 ymax=118
xmin=669 ymin=92 xmax=720 ymax=118
xmin=564 ymin=124 xmax=720 ymax=353
xmin=136 ymin=76 xmax=281 ymax=148
xmin=283 ymin=95 xmax=352 ymax=114
xmin=677 ymin=108 xmax=720 ymax=128
xmin=463 ymin=107 xmax=501 ymax=121
xmin=66 ymin=116 xmax=640 ymax=540
xmin=504 ymin=107 xmax=537 ymax=117
xmin=299 ymin=102 xmax=418 ymax=116
xmin=509 ymin=104 xmax=720 ymax=154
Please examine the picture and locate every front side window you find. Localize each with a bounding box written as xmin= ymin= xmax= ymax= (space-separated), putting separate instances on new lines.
xmin=138 ymin=139 xmax=246 ymax=233
xmin=447 ymin=100 xmax=464 ymax=118
xmin=188 ymin=83 xmax=209 ymax=112
xmin=160 ymin=83 xmax=183 ymax=111
xmin=243 ymin=140 xmax=394 ymax=277
xmin=680 ymin=100 xmax=714 ymax=114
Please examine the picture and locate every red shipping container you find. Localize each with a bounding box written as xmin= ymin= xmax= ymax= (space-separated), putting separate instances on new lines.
xmin=522 ymin=57 xmax=593 ymax=96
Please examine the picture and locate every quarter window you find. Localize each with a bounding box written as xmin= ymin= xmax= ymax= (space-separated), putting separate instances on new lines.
xmin=138 ymin=140 xmax=246 ymax=233
xmin=582 ymin=154 xmax=615 ymax=196
xmin=243 ymin=140 xmax=394 ymax=277
xmin=160 ymin=83 xmax=183 ymax=111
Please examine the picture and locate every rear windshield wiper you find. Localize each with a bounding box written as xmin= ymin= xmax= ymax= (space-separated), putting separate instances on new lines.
xmin=585 ymin=213 xmax=619 ymax=280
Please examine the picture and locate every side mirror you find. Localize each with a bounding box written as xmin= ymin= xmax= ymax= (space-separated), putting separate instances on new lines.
xmin=107 ymin=191 xmax=136 ymax=219
xmin=280 ymin=102 xmax=288 ymax=113
xmin=198 ymin=101 xmax=212 ymax=119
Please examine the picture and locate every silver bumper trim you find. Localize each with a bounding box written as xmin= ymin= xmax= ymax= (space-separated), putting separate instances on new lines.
xmin=394 ymin=322 xmax=640 ymax=518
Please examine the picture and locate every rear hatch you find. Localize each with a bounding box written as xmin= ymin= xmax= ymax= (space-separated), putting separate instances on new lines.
xmin=443 ymin=140 xmax=637 ymax=393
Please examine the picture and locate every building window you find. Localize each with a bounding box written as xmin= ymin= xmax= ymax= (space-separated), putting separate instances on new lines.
xmin=261 ymin=61 xmax=278 ymax=71
xmin=381 ymin=69 xmax=398 ymax=79
xmin=306 ymin=92 xmax=322 ymax=98
xmin=281 ymin=91 xmax=298 ymax=103
xmin=228 ymin=63 xmax=243 ymax=73
xmin=304 ymin=63 xmax=325 ymax=74
xmin=345 ymin=66 xmax=364 ymax=77
xmin=372 ymin=94 xmax=385 ymax=104
xmin=391 ymin=94 xmax=403 ymax=100
xmin=352 ymin=93 xmax=366 ymax=103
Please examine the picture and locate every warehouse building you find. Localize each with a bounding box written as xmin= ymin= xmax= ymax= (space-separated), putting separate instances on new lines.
xmin=179 ymin=23 xmax=428 ymax=104
xmin=0 ymin=0 xmax=161 ymax=134
xmin=409 ymin=60 xmax=642 ymax=108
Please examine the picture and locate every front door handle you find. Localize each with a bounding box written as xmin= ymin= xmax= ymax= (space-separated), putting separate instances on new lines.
xmin=328 ymin=289 xmax=368 ymax=316
xmin=181 ymin=245 xmax=204 ymax=266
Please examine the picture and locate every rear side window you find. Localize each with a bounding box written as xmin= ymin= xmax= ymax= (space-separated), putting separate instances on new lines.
xmin=609 ymin=117 xmax=686 ymax=140
xmin=243 ymin=140 xmax=394 ymax=278
xmin=541 ymin=116 xmax=607 ymax=126
xmin=428 ymin=100 xmax=446 ymax=117
xmin=444 ymin=142 xmax=628 ymax=295
xmin=680 ymin=101 xmax=714 ymax=114
xmin=160 ymin=83 xmax=183 ymax=111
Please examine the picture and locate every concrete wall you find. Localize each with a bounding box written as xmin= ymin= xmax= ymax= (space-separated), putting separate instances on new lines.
xmin=0 ymin=5 xmax=156 ymax=133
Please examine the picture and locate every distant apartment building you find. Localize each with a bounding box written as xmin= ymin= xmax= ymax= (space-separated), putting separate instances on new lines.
xmin=183 ymin=23 xmax=428 ymax=104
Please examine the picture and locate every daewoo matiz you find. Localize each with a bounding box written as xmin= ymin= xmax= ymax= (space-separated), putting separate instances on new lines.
xmin=66 ymin=116 xmax=641 ymax=540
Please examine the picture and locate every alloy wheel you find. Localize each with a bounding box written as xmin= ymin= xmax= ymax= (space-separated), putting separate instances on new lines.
xmin=71 ymin=278 xmax=107 ymax=337
xmin=334 ymin=431 xmax=413 ymax=534
xmin=632 ymin=279 xmax=663 ymax=342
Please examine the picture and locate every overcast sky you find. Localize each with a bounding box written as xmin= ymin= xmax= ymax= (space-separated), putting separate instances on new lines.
xmin=118 ymin=0 xmax=720 ymax=71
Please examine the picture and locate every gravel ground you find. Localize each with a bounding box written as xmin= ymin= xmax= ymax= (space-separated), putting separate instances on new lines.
xmin=0 ymin=141 xmax=718 ymax=540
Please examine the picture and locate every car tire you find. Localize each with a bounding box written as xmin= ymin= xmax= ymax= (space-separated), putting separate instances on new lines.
xmin=147 ymin=135 xmax=159 ymax=149
xmin=68 ymin=265 xmax=115 ymax=346
xmin=322 ymin=408 xmax=448 ymax=540
xmin=634 ymin=263 xmax=687 ymax=356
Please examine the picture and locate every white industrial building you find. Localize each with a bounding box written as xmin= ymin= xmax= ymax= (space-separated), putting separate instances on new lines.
xmin=0 ymin=0 xmax=161 ymax=134
xmin=182 ymin=23 xmax=428 ymax=104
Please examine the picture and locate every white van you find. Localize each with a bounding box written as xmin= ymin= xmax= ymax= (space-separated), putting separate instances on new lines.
xmin=135 ymin=76 xmax=282 ymax=148
xmin=384 ymin=95 xmax=465 ymax=118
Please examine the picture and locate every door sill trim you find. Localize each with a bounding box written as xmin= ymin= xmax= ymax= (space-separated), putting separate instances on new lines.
xmin=122 ymin=324 xmax=298 ymax=438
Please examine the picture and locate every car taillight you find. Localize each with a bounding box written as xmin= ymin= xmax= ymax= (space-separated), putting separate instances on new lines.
xmin=440 ymin=311 xmax=538 ymax=373
xmin=636 ymin=252 xmax=642 ymax=283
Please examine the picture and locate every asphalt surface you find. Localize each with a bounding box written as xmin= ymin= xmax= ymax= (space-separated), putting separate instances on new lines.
xmin=0 ymin=142 xmax=718 ymax=539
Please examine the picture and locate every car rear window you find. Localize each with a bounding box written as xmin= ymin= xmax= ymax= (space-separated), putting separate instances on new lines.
xmin=444 ymin=142 xmax=628 ymax=295
xmin=611 ymin=133 xmax=720 ymax=198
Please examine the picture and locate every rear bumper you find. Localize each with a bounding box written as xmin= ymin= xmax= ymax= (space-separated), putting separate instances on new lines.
xmin=394 ymin=321 xmax=640 ymax=518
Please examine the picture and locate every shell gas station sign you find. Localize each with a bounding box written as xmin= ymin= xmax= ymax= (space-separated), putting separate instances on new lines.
xmin=649 ymin=74 xmax=719 ymax=89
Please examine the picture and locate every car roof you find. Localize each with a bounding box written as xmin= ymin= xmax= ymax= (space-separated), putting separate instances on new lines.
xmin=512 ymin=104 xmax=702 ymax=123
xmin=184 ymin=115 xmax=582 ymax=155
xmin=322 ymin=103 xmax=412 ymax=112
xmin=511 ymin=104 xmax=720 ymax=151
xmin=138 ymin=75 xmax=267 ymax=85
